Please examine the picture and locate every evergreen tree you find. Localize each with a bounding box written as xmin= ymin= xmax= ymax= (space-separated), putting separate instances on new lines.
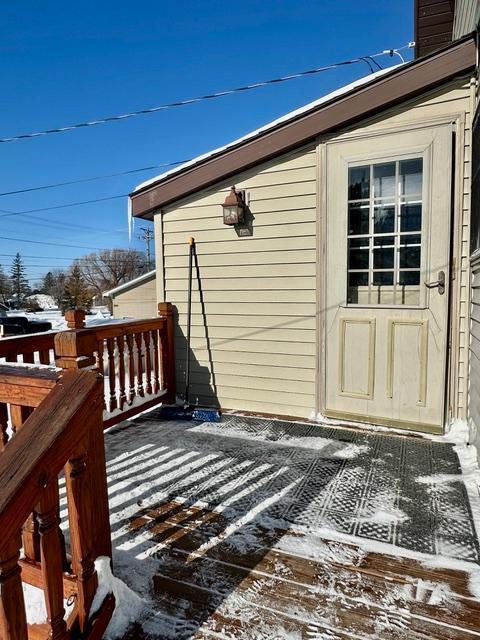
xmin=0 ymin=265 xmax=11 ymax=306
xmin=10 ymin=253 xmax=29 ymax=306
xmin=42 ymin=271 xmax=55 ymax=295
xmin=61 ymin=265 xmax=93 ymax=312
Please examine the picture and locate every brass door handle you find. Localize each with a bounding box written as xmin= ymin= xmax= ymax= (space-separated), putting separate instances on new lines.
xmin=425 ymin=270 xmax=445 ymax=295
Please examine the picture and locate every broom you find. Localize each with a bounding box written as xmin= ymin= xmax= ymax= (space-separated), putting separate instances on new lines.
xmin=159 ymin=237 xmax=221 ymax=422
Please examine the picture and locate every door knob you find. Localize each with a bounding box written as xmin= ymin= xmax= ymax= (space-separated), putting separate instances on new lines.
xmin=425 ymin=270 xmax=445 ymax=295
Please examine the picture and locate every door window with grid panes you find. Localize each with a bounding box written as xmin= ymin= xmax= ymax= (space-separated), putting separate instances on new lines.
xmin=347 ymin=158 xmax=423 ymax=306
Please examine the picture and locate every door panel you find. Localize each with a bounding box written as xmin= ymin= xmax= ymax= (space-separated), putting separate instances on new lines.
xmin=324 ymin=126 xmax=452 ymax=432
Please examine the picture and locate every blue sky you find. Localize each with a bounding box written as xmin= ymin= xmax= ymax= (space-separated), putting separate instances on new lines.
xmin=0 ymin=1 xmax=413 ymax=286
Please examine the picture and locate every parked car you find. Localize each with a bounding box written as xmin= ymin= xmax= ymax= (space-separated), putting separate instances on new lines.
xmin=0 ymin=307 xmax=52 ymax=336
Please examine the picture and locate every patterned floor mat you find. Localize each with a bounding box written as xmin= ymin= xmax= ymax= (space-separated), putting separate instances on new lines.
xmin=105 ymin=412 xmax=480 ymax=562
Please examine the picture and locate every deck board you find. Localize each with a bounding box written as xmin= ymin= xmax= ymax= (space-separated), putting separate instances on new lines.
xmin=118 ymin=500 xmax=480 ymax=639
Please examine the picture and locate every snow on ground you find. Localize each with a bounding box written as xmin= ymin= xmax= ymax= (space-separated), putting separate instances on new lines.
xmin=24 ymin=294 xmax=56 ymax=309
xmin=5 ymin=307 xmax=113 ymax=331
xmin=20 ymin=408 xmax=480 ymax=638
xmin=70 ymin=412 xmax=480 ymax=638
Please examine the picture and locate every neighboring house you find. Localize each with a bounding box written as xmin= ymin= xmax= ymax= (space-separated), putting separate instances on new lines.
xmin=103 ymin=270 xmax=156 ymax=319
xmin=129 ymin=11 xmax=479 ymax=438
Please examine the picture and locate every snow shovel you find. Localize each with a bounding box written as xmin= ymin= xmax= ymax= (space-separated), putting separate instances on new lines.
xmin=158 ymin=237 xmax=221 ymax=422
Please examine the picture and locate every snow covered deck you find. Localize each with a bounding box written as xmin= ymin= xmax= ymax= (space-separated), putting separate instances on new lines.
xmin=104 ymin=413 xmax=480 ymax=639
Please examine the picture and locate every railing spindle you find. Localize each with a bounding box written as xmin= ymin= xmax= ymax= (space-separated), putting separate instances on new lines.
xmin=0 ymin=535 xmax=27 ymax=640
xmin=35 ymin=479 xmax=68 ymax=640
xmin=143 ymin=331 xmax=152 ymax=395
xmin=0 ymin=403 xmax=8 ymax=449
xmin=134 ymin=333 xmax=144 ymax=397
xmin=152 ymin=329 xmax=160 ymax=394
xmin=39 ymin=349 xmax=51 ymax=365
xmin=126 ymin=334 xmax=136 ymax=404
xmin=64 ymin=446 xmax=99 ymax=632
xmin=106 ymin=338 xmax=117 ymax=413
xmin=96 ymin=339 xmax=107 ymax=412
xmin=11 ymin=405 xmax=41 ymax=563
xmin=117 ymin=336 xmax=127 ymax=410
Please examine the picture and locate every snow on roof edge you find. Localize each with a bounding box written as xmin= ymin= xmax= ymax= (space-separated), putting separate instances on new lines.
xmin=133 ymin=64 xmax=402 ymax=194
xmin=103 ymin=269 xmax=156 ymax=297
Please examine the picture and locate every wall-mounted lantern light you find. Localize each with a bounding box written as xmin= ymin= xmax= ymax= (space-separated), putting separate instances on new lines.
xmin=222 ymin=186 xmax=246 ymax=225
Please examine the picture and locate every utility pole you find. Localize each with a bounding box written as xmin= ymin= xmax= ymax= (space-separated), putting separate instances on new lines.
xmin=139 ymin=227 xmax=154 ymax=269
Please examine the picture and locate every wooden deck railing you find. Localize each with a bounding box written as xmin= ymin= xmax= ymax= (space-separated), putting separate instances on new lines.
xmin=0 ymin=367 xmax=114 ymax=640
xmin=0 ymin=302 xmax=176 ymax=430
xmin=54 ymin=303 xmax=175 ymax=428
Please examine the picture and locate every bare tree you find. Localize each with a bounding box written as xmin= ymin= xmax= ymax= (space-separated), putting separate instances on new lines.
xmin=75 ymin=249 xmax=148 ymax=298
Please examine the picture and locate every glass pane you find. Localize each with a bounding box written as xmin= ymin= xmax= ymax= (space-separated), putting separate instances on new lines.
xmin=349 ymin=250 xmax=369 ymax=269
xmin=373 ymin=247 xmax=394 ymax=269
xmin=373 ymin=271 xmax=394 ymax=285
xmin=348 ymin=272 xmax=368 ymax=286
xmin=348 ymin=203 xmax=369 ymax=235
xmin=374 ymin=235 xmax=395 ymax=247
xmin=400 ymin=158 xmax=423 ymax=196
xmin=399 ymin=271 xmax=420 ymax=285
xmin=348 ymin=166 xmax=370 ymax=200
xmin=400 ymin=201 xmax=422 ymax=232
xmin=373 ymin=163 xmax=395 ymax=198
xmin=399 ymin=246 xmax=421 ymax=269
xmin=374 ymin=203 xmax=395 ymax=233
xmin=347 ymin=272 xmax=369 ymax=304
xmin=400 ymin=233 xmax=421 ymax=246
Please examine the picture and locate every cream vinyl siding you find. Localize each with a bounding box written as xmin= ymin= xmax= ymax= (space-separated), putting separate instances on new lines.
xmin=153 ymin=77 xmax=472 ymax=422
xmin=453 ymin=0 xmax=480 ymax=38
xmin=469 ymin=253 xmax=480 ymax=451
xmin=155 ymin=147 xmax=318 ymax=418
xmin=111 ymin=276 xmax=157 ymax=319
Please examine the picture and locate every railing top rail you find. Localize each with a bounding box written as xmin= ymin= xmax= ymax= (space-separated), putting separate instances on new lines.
xmin=0 ymin=364 xmax=59 ymax=387
xmin=0 ymin=364 xmax=60 ymax=407
xmin=56 ymin=316 xmax=167 ymax=344
xmin=0 ymin=330 xmax=57 ymax=357
xmin=0 ymin=368 xmax=103 ymax=546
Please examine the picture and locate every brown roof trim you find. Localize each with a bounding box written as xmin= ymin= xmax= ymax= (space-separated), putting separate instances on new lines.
xmin=132 ymin=35 xmax=476 ymax=219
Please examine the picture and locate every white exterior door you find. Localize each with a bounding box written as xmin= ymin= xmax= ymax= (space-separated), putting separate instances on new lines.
xmin=324 ymin=125 xmax=452 ymax=432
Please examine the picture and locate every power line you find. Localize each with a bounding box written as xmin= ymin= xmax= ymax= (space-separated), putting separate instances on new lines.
xmin=0 ymin=194 xmax=128 ymax=218
xmin=0 ymin=160 xmax=189 ymax=197
xmin=0 ymin=234 xmax=104 ymax=250
xmin=0 ymin=47 xmax=411 ymax=144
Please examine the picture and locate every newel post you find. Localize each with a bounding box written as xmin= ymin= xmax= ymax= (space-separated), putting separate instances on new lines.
xmin=158 ymin=302 xmax=176 ymax=404
xmin=64 ymin=309 xmax=86 ymax=330
xmin=54 ymin=330 xmax=112 ymax=562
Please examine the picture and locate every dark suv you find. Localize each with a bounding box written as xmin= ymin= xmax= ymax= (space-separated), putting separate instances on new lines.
xmin=0 ymin=307 xmax=52 ymax=336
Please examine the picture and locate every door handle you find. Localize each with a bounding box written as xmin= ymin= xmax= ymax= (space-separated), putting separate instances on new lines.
xmin=425 ymin=270 xmax=445 ymax=295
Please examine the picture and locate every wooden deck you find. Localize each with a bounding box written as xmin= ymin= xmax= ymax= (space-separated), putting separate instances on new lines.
xmin=102 ymin=414 xmax=480 ymax=640
xmin=120 ymin=499 xmax=480 ymax=639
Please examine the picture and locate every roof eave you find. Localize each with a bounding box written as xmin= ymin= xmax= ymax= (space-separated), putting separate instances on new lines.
xmin=103 ymin=269 xmax=156 ymax=297
xmin=131 ymin=34 xmax=476 ymax=220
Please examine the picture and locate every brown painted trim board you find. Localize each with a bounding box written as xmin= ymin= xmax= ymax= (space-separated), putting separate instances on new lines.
xmin=131 ymin=35 xmax=476 ymax=219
